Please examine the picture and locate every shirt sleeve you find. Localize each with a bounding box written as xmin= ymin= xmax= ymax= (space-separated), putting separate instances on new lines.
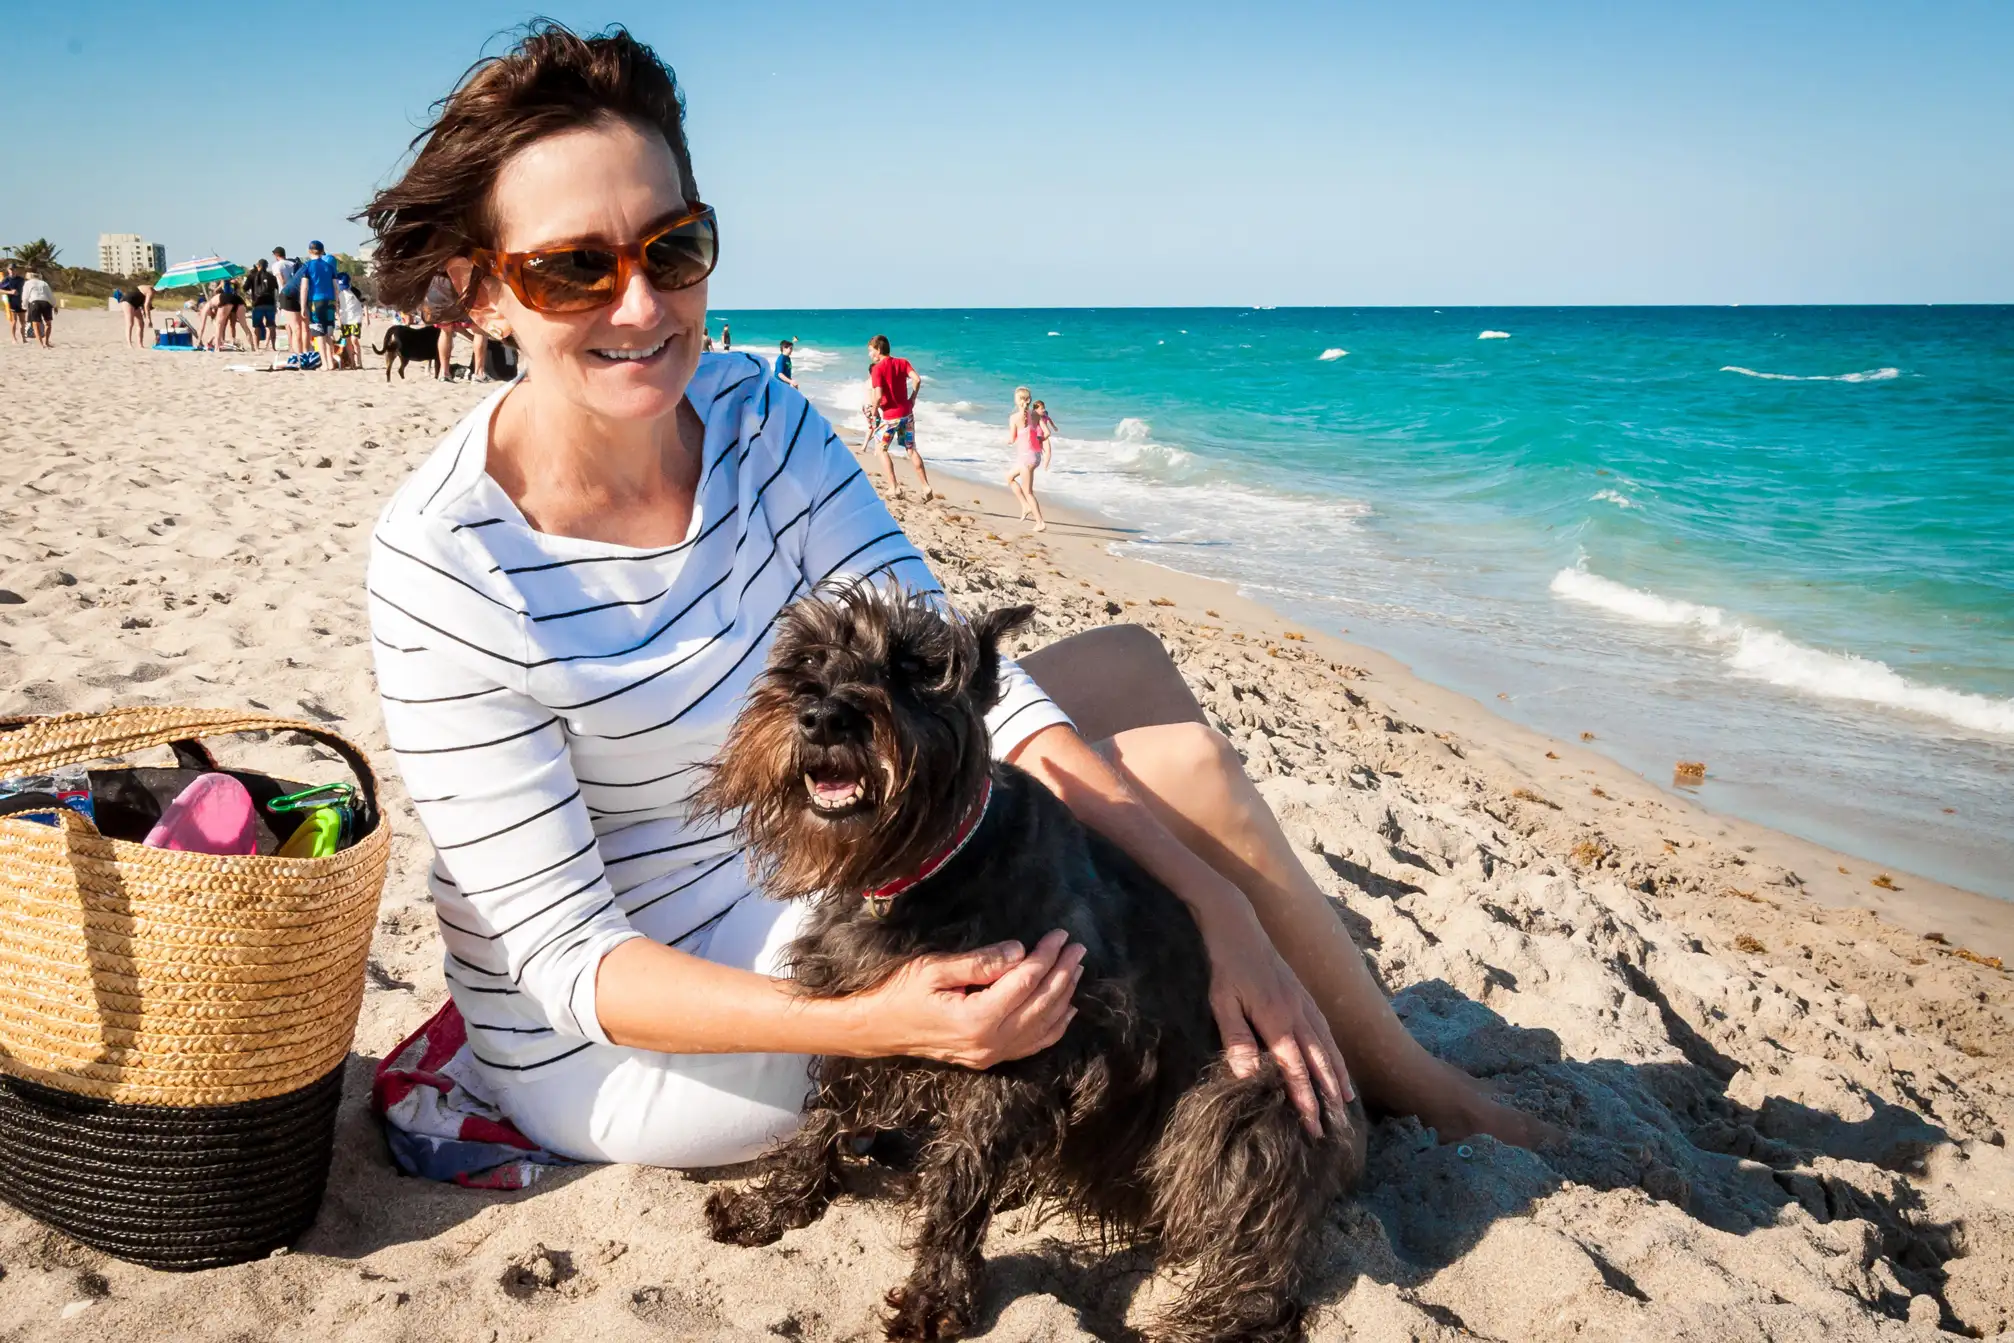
xmin=757 ymin=376 xmax=1074 ymax=759
xmin=368 ymin=517 xmax=644 ymax=1047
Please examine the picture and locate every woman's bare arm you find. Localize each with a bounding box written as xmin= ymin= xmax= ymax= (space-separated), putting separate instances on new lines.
xmin=593 ymin=925 xmax=1084 ymax=1068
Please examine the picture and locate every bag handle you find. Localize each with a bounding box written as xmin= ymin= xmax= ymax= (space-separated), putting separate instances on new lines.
xmin=0 ymin=707 xmax=380 ymax=831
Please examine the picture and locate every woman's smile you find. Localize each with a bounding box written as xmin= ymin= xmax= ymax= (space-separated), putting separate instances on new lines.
xmin=588 ymin=334 xmax=673 ymax=364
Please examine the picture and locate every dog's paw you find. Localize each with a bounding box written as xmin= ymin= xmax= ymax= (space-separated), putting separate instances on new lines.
xmin=882 ymin=1284 xmax=972 ymax=1341
xmin=704 ymin=1189 xmax=785 ymax=1247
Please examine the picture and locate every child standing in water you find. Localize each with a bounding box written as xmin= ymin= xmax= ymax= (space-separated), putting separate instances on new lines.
xmin=1006 ymin=386 xmax=1050 ymax=532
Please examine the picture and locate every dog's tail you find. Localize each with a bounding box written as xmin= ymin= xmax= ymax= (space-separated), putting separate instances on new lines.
xmin=373 ymin=333 xmax=395 ymax=355
xmin=1145 ymin=1058 xmax=1365 ymax=1343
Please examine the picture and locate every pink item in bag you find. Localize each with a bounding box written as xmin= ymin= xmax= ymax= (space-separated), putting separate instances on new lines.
xmin=143 ymin=773 xmax=258 ymax=855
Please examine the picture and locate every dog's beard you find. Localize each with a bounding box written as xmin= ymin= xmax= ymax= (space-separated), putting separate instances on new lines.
xmin=696 ymin=682 xmax=990 ymax=901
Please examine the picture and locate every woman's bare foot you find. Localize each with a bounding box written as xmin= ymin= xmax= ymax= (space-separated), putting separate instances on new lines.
xmin=1414 ymin=1063 xmax=1562 ymax=1150
xmin=1031 ymin=520 xmax=1047 ymax=533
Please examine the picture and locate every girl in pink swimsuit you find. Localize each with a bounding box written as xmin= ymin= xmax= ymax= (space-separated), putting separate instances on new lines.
xmin=1005 ymin=385 xmax=1049 ymax=532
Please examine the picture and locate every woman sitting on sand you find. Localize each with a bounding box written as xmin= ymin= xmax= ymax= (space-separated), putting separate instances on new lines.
xmin=362 ymin=23 xmax=1547 ymax=1169
xmin=1005 ymin=385 xmax=1050 ymax=532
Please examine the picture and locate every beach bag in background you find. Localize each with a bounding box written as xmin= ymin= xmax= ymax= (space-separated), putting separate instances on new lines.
xmin=0 ymin=708 xmax=390 ymax=1270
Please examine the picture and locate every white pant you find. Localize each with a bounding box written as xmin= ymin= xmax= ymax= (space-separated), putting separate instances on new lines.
xmin=492 ymin=894 xmax=815 ymax=1168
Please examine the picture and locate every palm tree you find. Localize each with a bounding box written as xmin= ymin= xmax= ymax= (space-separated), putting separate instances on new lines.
xmin=4 ymin=238 xmax=62 ymax=272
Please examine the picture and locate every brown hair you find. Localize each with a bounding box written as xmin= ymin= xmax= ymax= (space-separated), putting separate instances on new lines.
xmin=869 ymin=334 xmax=892 ymax=356
xmin=359 ymin=22 xmax=697 ymax=311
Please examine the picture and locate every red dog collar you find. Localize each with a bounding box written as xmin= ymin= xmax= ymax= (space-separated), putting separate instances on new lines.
xmin=863 ymin=775 xmax=993 ymax=917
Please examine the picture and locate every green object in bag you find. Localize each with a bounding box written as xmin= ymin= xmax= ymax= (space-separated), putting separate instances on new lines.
xmin=269 ymin=783 xmax=357 ymax=857
xmin=276 ymin=806 xmax=342 ymax=859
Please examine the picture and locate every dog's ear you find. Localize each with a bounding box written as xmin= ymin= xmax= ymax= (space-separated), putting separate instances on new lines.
xmin=967 ymin=604 xmax=1036 ymax=712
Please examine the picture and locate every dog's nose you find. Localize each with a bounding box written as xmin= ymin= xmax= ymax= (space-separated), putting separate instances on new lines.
xmin=796 ymin=700 xmax=857 ymax=744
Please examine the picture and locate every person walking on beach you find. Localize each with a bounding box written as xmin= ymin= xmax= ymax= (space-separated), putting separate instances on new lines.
xmin=719 ymin=319 xmax=730 ymax=350
xmin=271 ymin=247 xmax=302 ymax=352
xmin=867 ymin=334 xmax=934 ymax=500
xmin=244 ymin=260 xmax=279 ymax=350
xmin=336 ymin=272 xmax=367 ymax=369
xmin=1 ymin=264 xmax=24 ymax=343
xmin=775 ymin=337 xmax=797 ymax=387
xmin=296 ymin=240 xmax=341 ymax=371
xmin=20 ymin=270 xmax=55 ymax=347
xmin=1006 ymin=385 xmax=1050 ymax=531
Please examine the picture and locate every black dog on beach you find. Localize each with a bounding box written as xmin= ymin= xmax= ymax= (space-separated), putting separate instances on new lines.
xmin=697 ymin=583 xmax=1365 ymax=1343
xmin=374 ymin=324 xmax=442 ymax=382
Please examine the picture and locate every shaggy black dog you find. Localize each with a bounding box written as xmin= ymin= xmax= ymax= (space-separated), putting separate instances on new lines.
xmin=696 ymin=583 xmax=1365 ymax=1343
xmin=374 ymin=323 xmax=441 ymax=382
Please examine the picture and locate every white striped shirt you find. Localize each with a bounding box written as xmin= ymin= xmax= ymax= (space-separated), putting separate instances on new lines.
xmin=368 ymin=354 xmax=1069 ymax=1076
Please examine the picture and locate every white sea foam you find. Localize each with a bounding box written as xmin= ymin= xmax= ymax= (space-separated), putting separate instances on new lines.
xmin=1115 ymin=417 xmax=1152 ymax=442
xmin=1047 ymin=331 xmax=1061 ymax=337
xmin=1318 ymin=348 xmax=1349 ymax=361
xmin=1478 ymin=330 xmax=1511 ymax=340
xmin=1720 ymin=365 xmax=1900 ymax=383
xmin=948 ymin=400 xmax=981 ymax=414
xmin=1551 ymin=567 xmax=2014 ymax=736
xmin=1591 ymin=489 xmax=1636 ymax=509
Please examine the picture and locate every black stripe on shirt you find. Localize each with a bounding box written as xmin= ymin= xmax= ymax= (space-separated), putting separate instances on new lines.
xmin=381 ymin=684 xmax=507 ymax=706
xmin=375 ymin=532 xmax=524 ymax=612
xmin=601 ymin=827 xmax=735 ymax=868
xmin=621 ymin=851 xmax=743 ymax=917
xmin=514 ymin=898 xmax=618 ymax=985
xmin=417 ymin=419 xmax=477 ymax=516
xmin=433 ymin=788 xmax=582 ymax=851
xmin=389 ymin=715 xmax=558 ymax=755
xmin=454 ymin=837 xmax=599 ymax=899
xmin=471 ymin=1040 xmax=594 ymax=1072
xmin=522 ymin=507 xmax=742 ymax=620
xmin=500 ymin=499 xmax=740 ymax=578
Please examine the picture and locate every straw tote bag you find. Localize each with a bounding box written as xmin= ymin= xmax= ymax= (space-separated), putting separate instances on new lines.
xmin=0 ymin=708 xmax=389 ymax=1270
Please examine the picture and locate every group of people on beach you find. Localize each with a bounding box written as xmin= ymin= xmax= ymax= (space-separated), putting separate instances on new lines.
xmin=848 ymin=332 xmax=1054 ymax=529
xmin=99 ymin=240 xmax=371 ymax=370
xmin=1 ymin=263 xmax=57 ymax=348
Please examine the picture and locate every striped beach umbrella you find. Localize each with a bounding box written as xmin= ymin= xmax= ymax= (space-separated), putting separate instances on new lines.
xmin=154 ymin=255 xmax=246 ymax=289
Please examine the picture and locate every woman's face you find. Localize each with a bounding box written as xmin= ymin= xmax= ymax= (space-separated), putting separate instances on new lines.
xmin=473 ymin=117 xmax=707 ymax=423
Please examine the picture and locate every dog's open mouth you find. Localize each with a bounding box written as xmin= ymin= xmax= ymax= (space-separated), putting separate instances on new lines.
xmin=803 ymin=765 xmax=869 ymax=815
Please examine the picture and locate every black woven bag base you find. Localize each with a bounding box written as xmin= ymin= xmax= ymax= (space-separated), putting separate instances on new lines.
xmin=0 ymin=1065 xmax=344 ymax=1271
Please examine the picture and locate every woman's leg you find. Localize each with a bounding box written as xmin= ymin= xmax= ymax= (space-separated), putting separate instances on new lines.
xmin=1007 ymin=466 xmax=1034 ymax=519
xmin=1019 ymin=627 xmax=1552 ymax=1146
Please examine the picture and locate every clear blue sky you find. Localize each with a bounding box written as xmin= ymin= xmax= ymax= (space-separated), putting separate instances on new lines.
xmin=5 ymin=1 xmax=2010 ymax=306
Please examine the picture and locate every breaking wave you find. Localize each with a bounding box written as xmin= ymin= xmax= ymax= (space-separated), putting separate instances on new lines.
xmin=1720 ymin=366 xmax=1900 ymax=382
xmin=1550 ymin=567 xmax=2014 ymax=736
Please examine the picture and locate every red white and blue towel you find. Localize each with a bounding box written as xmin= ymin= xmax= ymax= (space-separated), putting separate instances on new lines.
xmin=371 ymin=1001 xmax=570 ymax=1190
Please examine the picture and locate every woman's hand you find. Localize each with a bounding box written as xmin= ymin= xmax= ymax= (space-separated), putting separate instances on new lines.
xmin=1196 ymin=898 xmax=1352 ymax=1136
xmin=850 ymin=929 xmax=1084 ymax=1068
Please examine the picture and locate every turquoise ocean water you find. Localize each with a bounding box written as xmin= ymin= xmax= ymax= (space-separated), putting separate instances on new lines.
xmin=713 ymin=307 xmax=2014 ymax=898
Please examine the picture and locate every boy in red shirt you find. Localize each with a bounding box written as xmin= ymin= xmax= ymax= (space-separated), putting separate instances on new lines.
xmin=866 ymin=334 xmax=934 ymax=500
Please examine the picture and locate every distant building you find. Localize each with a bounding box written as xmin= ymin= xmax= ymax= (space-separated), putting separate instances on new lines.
xmin=98 ymin=233 xmax=166 ymax=276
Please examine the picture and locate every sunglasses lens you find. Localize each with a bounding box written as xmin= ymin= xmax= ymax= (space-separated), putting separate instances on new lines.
xmin=518 ymin=248 xmax=622 ymax=312
xmin=641 ymin=213 xmax=718 ymax=291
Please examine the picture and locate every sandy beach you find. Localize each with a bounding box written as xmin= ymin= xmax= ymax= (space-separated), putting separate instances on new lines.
xmin=1 ymin=311 xmax=2009 ymax=1341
